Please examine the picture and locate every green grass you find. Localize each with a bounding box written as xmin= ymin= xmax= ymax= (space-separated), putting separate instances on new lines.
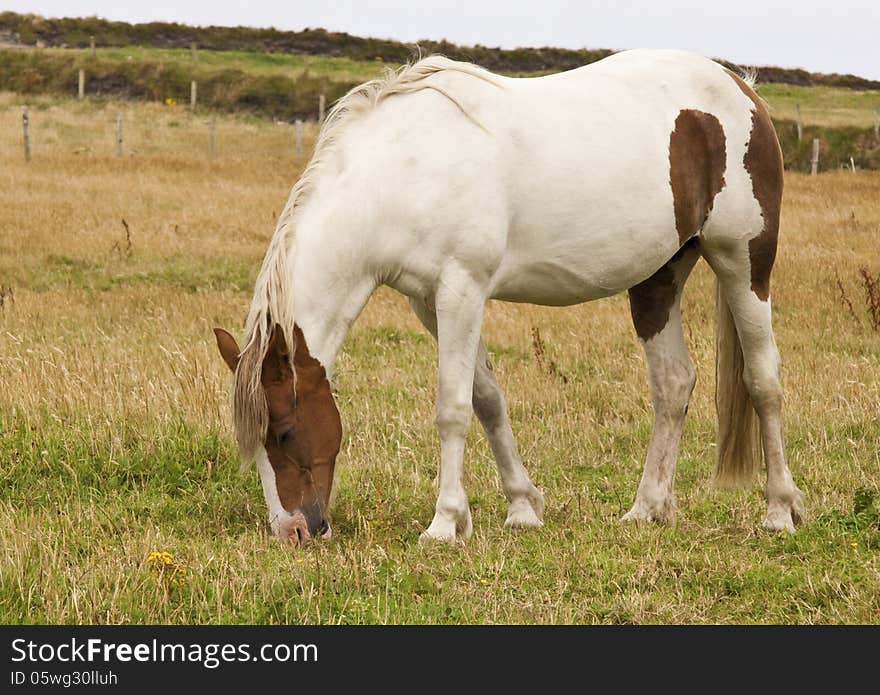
xmin=2 ymin=391 xmax=878 ymax=624
xmin=760 ymin=83 xmax=880 ymax=127
xmin=2 ymin=282 xmax=878 ymax=622
xmin=67 ymin=46 xmax=391 ymax=84
xmin=9 ymin=253 xmax=257 ymax=293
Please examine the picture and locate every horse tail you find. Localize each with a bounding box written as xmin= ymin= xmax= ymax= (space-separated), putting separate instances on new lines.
xmin=713 ymin=279 xmax=762 ymax=486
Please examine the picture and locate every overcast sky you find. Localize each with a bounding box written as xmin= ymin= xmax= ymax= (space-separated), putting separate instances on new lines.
xmin=7 ymin=0 xmax=880 ymax=79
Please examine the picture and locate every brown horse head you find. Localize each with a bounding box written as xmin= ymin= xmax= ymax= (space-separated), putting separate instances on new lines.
xmin=214 ymin=323 xmax=341 ymax=545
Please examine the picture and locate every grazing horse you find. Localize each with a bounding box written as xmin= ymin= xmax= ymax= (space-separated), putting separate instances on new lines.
xmin=214 ymin=49 xmax=805 ymax=544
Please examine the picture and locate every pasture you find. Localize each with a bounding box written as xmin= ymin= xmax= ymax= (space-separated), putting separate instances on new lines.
xmin=0 ymin=94 xmax=878 ymax=624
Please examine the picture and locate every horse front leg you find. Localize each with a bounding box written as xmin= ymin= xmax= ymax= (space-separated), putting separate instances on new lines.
xmin=419 ymin=270 xmax=487 ymax=542
xmin=409 ymin=298 xmax=544 ymax=531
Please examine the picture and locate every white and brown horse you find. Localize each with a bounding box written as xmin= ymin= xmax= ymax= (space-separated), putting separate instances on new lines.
xmin=214 ymin=49 xmax=804 ymax=544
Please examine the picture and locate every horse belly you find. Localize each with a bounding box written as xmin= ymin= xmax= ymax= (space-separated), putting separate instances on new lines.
xmin=490 ymin=131 xmax=680 ymax=304
xmin=489 ymin=225 xmax=677 ymax=306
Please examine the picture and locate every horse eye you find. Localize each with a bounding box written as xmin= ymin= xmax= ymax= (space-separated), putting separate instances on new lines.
xmin=276 ymin=429 xmax=294 ymax=446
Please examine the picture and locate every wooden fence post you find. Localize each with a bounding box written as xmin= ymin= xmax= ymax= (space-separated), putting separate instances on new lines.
xmin=22 ymin=106 xmax=30 ymax=162
xmin=78 ymin=69 xmax=85 ymax=99
xmin=318 ymin=93 xmax=326 ymax=124
xmin=811 ymin=138 xmax=819 ymax=175
xmin=874 ymin=106 xmax=879 ymax=142
xmin=190 ymin=81 xmax=197 ymax=110
xmin=294 ymin=119 xmax=303 ymax=157
xmin=795 ymin=103 xmax=802 ymax=142
xmin=116 ymin=111 xmax=123 ymax=157
xmin=90 ymin=36 xmax=96 ymax=58
xmin=209 ymin=115 xmax=216 ymax=160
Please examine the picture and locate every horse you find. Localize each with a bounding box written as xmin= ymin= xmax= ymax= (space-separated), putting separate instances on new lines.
xmin=213 ymin=49 xmax=805 ymax=544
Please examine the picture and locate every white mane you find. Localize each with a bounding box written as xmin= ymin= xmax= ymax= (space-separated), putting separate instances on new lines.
xmin=231 ymin=55 xmax=501 ymax=458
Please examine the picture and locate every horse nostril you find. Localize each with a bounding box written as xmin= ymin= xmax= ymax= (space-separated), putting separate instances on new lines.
xmin=319 ymin=519 xmax=330 ymax=536
xmin=295 ymin=526 xmax=304 ymax=543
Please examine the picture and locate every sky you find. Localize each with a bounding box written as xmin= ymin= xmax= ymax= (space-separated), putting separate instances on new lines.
xmin=6 ymin=0 xmax=880 ymax=80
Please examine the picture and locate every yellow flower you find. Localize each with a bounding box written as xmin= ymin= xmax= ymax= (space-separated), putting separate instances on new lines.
xmin=147 ymin=550 xmax=189 ymax=587
xmin=850 ymin=542 xmax=859 ymax=548
xmin=164 ymin=97 xmax=176 ymax=106
xmin=479 ymin=578 xmax=488 ymax=585
xmin=147 ymin=550 xmax=175 ymax=566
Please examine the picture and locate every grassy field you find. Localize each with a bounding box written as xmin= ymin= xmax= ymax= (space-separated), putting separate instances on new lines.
xmin=55 ymin=46 xmax=388 ymax=84
xmin=759 ymin=83 xmax=880 ymax=128
xmin=1 ymin=95 xmax=878 ymax=624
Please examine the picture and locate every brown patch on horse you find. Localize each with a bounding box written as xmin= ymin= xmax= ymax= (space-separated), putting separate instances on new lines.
xmin=669 ymin=109 xmax=727 ymax=245
xmin=724 ymin=69 xmax=784 ymax=301
xmin=261 ymin=324 xmax=341 ymax=529
xmin=629 ymin=239 xmax=700 ymax=341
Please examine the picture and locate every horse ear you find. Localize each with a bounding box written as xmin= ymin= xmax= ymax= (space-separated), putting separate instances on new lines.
xmin=267 ymin=323 xmax=290 ymax=358
xmin=213 ymin=328 xmax=241 ymax=372
xmin=292 ymin=323 xmax=320 ymax=368
xmin=262 ymin=324 xmax=294 ymax=384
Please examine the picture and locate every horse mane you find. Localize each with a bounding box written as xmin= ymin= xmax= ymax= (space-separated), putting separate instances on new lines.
xmin=231 ymin=55 xmax=502 ymax=460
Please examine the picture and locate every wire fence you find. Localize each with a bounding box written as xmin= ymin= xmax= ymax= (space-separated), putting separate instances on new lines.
xmin=2 ymin=98 xmax=320 ymax=165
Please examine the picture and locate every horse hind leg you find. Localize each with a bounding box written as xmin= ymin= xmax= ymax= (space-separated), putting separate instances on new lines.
xmin=472 ymin=341 xmax=544 ymax=528
xmin=622 ymin=238 xmax=700 ymax=524
xmin=701 ymin=240 xmax=805 ymax=532
xmin=408 ymin=297 xmax=544 ymax=530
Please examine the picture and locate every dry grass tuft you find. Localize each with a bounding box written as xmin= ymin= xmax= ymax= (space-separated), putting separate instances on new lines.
xmin=858 ymin=268 xmax=880 ymax=331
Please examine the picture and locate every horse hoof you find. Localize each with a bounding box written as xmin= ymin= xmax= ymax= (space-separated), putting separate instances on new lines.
xmin=620 ymin=499 xmax=673 ymax=525
xmin=419 ymin=529 xmax=457 ymax=544
xmin=504 ymin=496 xmax=543 ymax=528
xmin=419 ymin=507 xmax=472 ymax=543
xmin=761 ymin=513 xmax=796 ymax=533
xmin=762 ymin=489 xmax=805 ymax=533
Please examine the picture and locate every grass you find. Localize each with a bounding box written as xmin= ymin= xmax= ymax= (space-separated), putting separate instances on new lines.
xmin=761 ymin=83 xmax=880 ymax=128
xmin=78 ymin=46 xmax=389 ymax=84
xmin=1 ymin=96 xmax=878 ymax=624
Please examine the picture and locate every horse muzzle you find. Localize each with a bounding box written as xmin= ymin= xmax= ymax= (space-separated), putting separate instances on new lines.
xmin=277 ymin=510 xmax=332 ymax=545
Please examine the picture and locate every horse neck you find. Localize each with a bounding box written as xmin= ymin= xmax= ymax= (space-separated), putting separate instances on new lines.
xmin=288 ymin=209 xmax=376 ymax=374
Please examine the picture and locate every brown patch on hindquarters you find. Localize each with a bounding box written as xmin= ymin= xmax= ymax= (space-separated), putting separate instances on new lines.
xmin=724 ymin=69 xmax=784 ymax=301
xmin=629 ymin=238 xmax=700 ymax=341
xmin=669 ymin=109 xmax=727 ymax=245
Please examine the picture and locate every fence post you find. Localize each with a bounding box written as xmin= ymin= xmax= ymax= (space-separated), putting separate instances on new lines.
xmin=795 ymin=103 xmax=802 ymax=142
xmin=318 ymin=93 xmax=326 ymax=124
xmin=190 ymin=81 xmax=197 ymax=110
xmin=22 ymin=106 xmax=30 ymax=162
xmin=78 ymin=69 xmax=85 ymax=99
xmin=850 ymin=156 xmax=856 ymax=173
xmin=294 ymin=119 xmax=303 ymax=157
xmin=874 ymin=106 xmax=879 ymax=142
xmin=116 ymin=111 xmax=123 ymax=157
xmin=811 ymin=138 xmax=819 ymax=175
xmin=209 ymin=115 xmax=216 ymax=160
xmin=90 ymin=36 xmax=96 ymax=58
